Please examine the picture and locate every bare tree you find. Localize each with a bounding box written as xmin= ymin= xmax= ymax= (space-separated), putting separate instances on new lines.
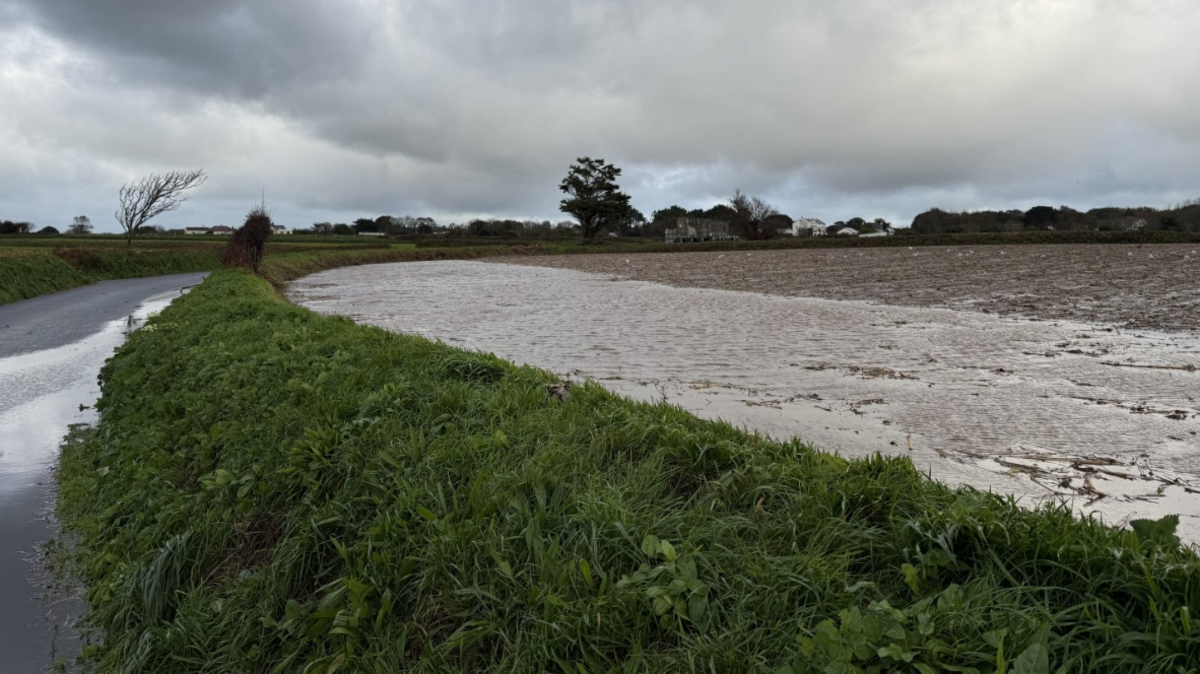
xmin=115 ymin=170 xmax=207 ymax=247
xmin=729 ymin=189 xmax=780 ymax=240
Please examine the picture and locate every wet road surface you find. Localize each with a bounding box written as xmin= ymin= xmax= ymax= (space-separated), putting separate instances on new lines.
xmin=0 ymin=273 xmax=205 ymax=672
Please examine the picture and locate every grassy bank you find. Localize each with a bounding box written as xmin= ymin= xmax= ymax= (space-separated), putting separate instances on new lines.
xmin=57 ymin=270 xmax=1200 ymax=673
xmin=0 ymin=249 xmax=91 ymax=304
xmin=0 ymin=248 xmax=222 ymax=306
xmin=0 ymin=240 xmax=418 ymax=306
xmin=259 ymin=245 xmax=522 ymax=287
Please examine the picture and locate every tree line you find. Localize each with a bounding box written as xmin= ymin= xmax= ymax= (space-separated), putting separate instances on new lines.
xmin=911 ymin=201 xmax=1200 ymax=234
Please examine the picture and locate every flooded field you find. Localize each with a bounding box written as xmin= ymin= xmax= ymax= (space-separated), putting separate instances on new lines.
xmin=500 ymin=244 xmax=1200 ymax=333
xmin=291 ymin=258 xmax=1200 ymax=542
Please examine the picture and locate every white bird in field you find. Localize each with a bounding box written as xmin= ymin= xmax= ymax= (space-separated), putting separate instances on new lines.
xmin=1148 ymin=254 xmax=1154 ymax=259
xmin=718 ymin=254 xmax=725 ymax=258
xmin=625 ymin=259 xmax=630 ymax=264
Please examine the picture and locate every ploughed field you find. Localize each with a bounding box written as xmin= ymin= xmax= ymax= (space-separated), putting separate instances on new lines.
xmin=293 ymin=256 xmax=1200 ymax=543
xmin=498 ymin=243 xmax=1200 ymax=333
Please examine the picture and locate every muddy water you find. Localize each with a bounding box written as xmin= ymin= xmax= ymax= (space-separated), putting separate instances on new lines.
xmin=0 ymin=291 xmax=183 ymax=672
xmin=292 ymin=261 xmax=1200 ymax=543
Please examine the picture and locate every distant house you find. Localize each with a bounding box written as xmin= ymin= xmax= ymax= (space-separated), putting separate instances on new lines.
xmin=791 ymin=217 xmax=827 ymax=237
xmin=834 ymin=227 xmax=859 ymax=236
xmin=358 ymin=231 xmax=387 ymax=237
xmin=665 ymin=217 xmax=737 ymax=243
xmin=271 ymin=225 xmax=292 ymax=235
xmin=859 ymin=230 xmax=891 ymax=238
xmin=184 ymin=227 xmax=210 ymax=235
xmin=210 ymin=225 xmax=234 ymax=235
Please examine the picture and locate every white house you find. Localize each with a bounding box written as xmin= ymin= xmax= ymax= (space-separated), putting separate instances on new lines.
xmin=791 ymin=217 xmax=827 ymax=237
xmin=271 ymin=225 xmax=292 ymax=235
xmin=184 ymin=227 xmax=210 ymax=235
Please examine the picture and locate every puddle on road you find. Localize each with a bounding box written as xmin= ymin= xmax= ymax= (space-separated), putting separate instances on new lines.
xmin=291 ymin=261 xmax=1200 ymax=543
xmin=0 ymin=291 xmax=181 ymax=673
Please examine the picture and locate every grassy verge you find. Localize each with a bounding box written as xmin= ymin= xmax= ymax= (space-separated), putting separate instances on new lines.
xmin=0 ymin=249 xmax=91 ymax=304
xmin=0 ymin=241 xmax=421 ymax=306
xmin=259 ymin=245 xmax=528 ymax=286
xmin=57 ymin=270 xmax=1200 ymax=673
xmin=0 ymin=248 xmax=222 ymax=306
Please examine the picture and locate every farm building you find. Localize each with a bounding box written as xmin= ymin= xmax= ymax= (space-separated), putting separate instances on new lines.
xmin=665 ymin=217 xmax=737 ymax=243
xmin=210 ymin=225 xmax=234 ymax=235
xmin=184 ymin=227 xmax=210 ymax=235
xmin=790 ymin=217 xmax=828 ymax=237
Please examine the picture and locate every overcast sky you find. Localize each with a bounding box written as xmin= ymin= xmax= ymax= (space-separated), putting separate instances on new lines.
xmin=2 ymin=0 xmax=1199 ymax=232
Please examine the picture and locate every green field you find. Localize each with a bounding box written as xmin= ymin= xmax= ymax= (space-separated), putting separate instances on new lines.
xmin=7 ymin=227 xmax=1199 ymax=307
xmin=0 ymin=236 xmax=419 ymax=306
xmin=55 ymin=270 xmax=1200 ymax=673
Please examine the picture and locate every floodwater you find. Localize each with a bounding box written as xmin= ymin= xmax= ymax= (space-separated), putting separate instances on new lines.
xmin=0 ymin=291 xmax=182 ymax=673
xmin=291 ymin=261 xmax=1200 ymax=543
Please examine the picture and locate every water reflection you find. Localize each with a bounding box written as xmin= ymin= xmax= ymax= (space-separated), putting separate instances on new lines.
xmin=0 ymin=290 xmax=181 ymax=672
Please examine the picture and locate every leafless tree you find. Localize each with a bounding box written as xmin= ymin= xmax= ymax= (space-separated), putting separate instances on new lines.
xmin=729 ymin=189 xmax=780 ymax=240
xmin=115 ymin=170 xmax=207 ymax=247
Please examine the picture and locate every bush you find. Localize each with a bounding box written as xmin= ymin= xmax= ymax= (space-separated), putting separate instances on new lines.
xmin=224 ymin=207 xmax=274 ymax=273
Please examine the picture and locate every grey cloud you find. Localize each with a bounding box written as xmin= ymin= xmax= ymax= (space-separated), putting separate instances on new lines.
xmin=2 ymin=0 xmax=1199 ymax=231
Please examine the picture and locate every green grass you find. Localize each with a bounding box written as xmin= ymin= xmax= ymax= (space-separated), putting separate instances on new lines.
xmin=0 ymin=248 xmax=223 ymax=306
xmin=0 ymin=250 xmax=91 ymax=304
xmin=0 ymin=237 xmax=417 ymax=306
xmin=56 ymin=270 xmax=1200 ymax=673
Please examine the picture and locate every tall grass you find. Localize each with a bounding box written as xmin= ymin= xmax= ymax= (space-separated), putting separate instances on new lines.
xmin=56 ymin=270 xmax=1200 ymax=673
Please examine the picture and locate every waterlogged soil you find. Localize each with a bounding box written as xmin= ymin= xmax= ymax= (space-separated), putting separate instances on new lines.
xmin=291 ymin=260 xmax=1200 ymax=543
xmin=498 ymin=244 xmax=1200 ymax=333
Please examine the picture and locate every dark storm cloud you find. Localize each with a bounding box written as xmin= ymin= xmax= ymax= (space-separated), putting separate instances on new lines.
xmin=2 ymin=0 xmax=1199 ymax=230
xmin=12 ymin=0 xmax=369 ymax=96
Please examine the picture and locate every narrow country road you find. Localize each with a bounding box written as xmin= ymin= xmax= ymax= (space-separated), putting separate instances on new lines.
xmin=0 ymin=273 xmax=208 ymax=359
xmin=0 ymin=272 xmax=207 ymax=672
